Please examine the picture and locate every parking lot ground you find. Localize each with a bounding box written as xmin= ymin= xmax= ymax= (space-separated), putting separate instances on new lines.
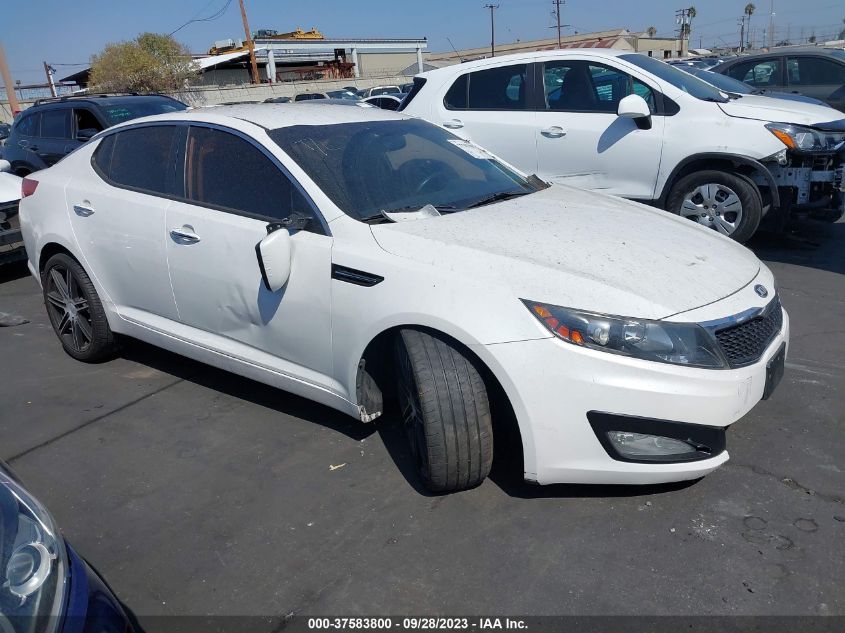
xmin=1 ymin=219 xmax=843 ymax=622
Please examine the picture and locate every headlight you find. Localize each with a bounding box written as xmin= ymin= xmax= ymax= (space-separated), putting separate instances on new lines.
xmin=0 ymin=467 xmax=67 ymax=632
xmin=523 ymin=300 xmax=728 ymax=369
xmin=765 ymin=122 xmax=845 ymax=153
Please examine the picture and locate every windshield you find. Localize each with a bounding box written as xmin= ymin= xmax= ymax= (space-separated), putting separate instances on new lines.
xmin=685 ymin=68 xmax=752 ymax=94
xmin=620 ymin=54 xmax=729 ymax=102
xmin=268 ymin=119 xmax=542 ymax=221
xmin=101 ymin=98 xmax=187 ymax=125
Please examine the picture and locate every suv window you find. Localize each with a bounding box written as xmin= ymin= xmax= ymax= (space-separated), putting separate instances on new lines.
xmin=39 ymin=110 xmax=70 ymax=139
xmin=184 ymin=126 xmax=313 ymax=224
xmin=787 ymin=56 xmax=845 ymax=86
xmin=725 ymin=59 xmax=781 ymax=87
xmin=73 ymin=108 xmax=104 ymax=135
xmin=15 ymin=112 xmax=39 ymax=137
xmin=543 ymin=61 xmax=655 ymax=113
xmin=94 ymin=125 xmax=181 ymax=195
xmin=445 ymin=64 xmax=529 ymax=111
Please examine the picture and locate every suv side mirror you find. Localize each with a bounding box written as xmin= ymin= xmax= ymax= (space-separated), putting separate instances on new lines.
xmin=76 ymin=128 xmax=99 ymax=142
xmin=256 ymin=225 xmax=292 ymax=292
xmin=0 ymin=159 xmax=11 ymax=172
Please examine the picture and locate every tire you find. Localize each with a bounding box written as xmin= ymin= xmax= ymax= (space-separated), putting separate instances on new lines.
xmin=41 ymin=253 xmax=118 ymax=362
xmin=665 ymin=170 xmax=762 ymax=242
xmin=395 ymin=328 xmax=493 ymax=492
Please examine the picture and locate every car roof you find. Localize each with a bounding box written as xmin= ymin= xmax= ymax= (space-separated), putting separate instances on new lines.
xmin=113 ymin=102 xmax=407 ymax=131
xmin=32 ymin=94 xmax=178 ymax=109
xmin=720 ymin=47 xmax=845 ymax=64
xmin=418 ymin=48 xmax=628 ymax=78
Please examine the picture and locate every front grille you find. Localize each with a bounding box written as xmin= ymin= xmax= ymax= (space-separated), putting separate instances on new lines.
xmin=714 ymin=297 xmax=783 ymax=368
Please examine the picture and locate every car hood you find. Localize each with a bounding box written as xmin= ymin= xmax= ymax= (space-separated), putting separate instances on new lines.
xmin=0 ymin=172 xmax=21 ymax=206
xmin=718 ymin=94 xmax=842 ymax=125
xmin=371 ymin=186 xmax=761 ymax=321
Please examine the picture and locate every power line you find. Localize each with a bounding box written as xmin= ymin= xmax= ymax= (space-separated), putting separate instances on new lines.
xmin=169 ymin=0 xmax=233 ymax=36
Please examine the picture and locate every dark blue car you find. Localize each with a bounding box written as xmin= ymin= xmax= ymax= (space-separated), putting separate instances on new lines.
xmin=0 ymin=463 xmax=133 ymax=633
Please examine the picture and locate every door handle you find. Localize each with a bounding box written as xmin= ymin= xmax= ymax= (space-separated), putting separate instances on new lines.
xmin=541 ymin=126 xmax=566 ymax=138
xmin=17 ymin=140 xmax=28 ymax=148
xmin=73 ymin=204 xmax=95 ymax=217
xmin=443 ymin=119 xmax=464 ymax=129
xmin=170 ymin=226 xmax=201 ymax=244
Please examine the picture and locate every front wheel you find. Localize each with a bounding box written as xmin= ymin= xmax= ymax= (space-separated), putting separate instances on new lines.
xmin=395 ymin=329 xmax=493 ymax=492
xmin=666 ymin=170 xmax=762 ymax=242
xmin=42 ymin=253 xmax=119 ymax=362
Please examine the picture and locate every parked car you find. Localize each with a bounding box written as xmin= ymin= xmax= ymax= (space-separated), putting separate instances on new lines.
xmin=363 ymin=95 xmax=403 ymax=110
xmin=361 ymin=85 xmax=401 ymax=97
xmin=3 ymin=94 xmax=187 ymax=176
xmin=294 ymin=92 xmax=329 ymax=102
xmin=401 ymin=49 xmax=845 ymax=241
xmin=20 ymin=104 xmax=788 ymax=492
xmin=400 ymin=82 xmax=415 ymax=93
xmin=326 ymin=90 xmax=362 ymax=101
xmin=264 ymin=96 xmax=292 ymax=104
xmin=0 ymin=462 xmax=133 ymax=632
xmin=713 ymin=47 xmax=845 ymax=111
xmin=666 ymin=59 xmax=713 ymax=70
xmin=677 ymin=66 xmax=829 ymax=106
xmin=0 ymin=160 xmax=24 ymax=265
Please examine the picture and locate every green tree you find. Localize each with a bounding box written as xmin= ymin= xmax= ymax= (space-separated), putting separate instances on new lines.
xmin=744 ymin=4 xmax=755 ymax=48
xmin=90 ymin=33 xmax=194 ymax=93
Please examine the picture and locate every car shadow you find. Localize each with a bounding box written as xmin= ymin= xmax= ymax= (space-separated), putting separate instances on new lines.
xmin=748 ymin=218 xmax=845 ymax=276
xmin=0 ymin=260 xmax=29 ymax=284
xmin=118 ymin=339 xmax=377 ymax=444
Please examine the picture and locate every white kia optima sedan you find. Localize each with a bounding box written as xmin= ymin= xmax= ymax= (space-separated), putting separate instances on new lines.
xmin=18 ymin=105 xmax=789 ymax=492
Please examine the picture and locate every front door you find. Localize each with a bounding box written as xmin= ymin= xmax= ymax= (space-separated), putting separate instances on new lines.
xmin=786 ymin=56 xmax=845 ymax=111
xmin=66 ymin=125 xmax=182 ymax=323
xmin=165 ymin=125 xmax=335 ymax=382
xmin=535 ymin=60 xmax=664 ymax=198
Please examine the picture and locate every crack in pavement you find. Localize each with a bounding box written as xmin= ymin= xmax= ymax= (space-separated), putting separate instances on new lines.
xmin=6 ymin=377 xmax=186 ymax=464
xmin=728 ymin=462 xmax=844 ymax=505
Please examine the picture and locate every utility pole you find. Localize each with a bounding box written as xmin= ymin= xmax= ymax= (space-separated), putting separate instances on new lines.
xmin=768 ymin=0 xmax=775 ymax=48
xmin=675 ymin=8 xmax=691 ymax=56
xmin=738 ymin=16 xmax=746 ymax=53
xmin=238 ymin=0 xmax=260 ymax=84
xmin=484 ymin=4 xmax=499 ymax=57
xmin=0 ymin=42 xmax=20 ymax=114
xmin=43 ymin=61 xmax=57 ymax=97
xmin=553 ymin=0 xmax=564 ymax=49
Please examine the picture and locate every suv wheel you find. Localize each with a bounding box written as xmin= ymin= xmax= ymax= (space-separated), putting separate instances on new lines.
xmin=42 ymin=253 xmax=119 ymax=362
xmin=395 ymin=328 xmax=494 ymax=492
xmin=666 ymin=170 xmax=762 ymax=242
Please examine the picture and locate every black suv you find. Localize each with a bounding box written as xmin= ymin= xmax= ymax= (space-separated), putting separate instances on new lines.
xmin=713 ymin=47 xmax=845 ymax=112
xmin=4 ymin=94 xmax=187 ymax=175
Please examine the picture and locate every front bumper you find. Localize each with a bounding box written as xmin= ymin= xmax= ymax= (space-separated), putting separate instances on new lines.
xmin=480 ymin=307 xmax=789 ymax=486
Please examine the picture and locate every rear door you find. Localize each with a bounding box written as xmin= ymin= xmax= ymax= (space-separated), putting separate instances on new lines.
xmin=786 ymin=56 xmax=845 ymax=111
xmin=535 ymin=59 xmax=664 ymax=198
xmin=165 ymin=124 xmax=335 ymax=381
xmin=34 ymin=108 xmax=72 ymax=167
xmin=434 ymin=63 xmax=539 ymax=175
xmin=66 ymin=124 xmax=181 ymax=323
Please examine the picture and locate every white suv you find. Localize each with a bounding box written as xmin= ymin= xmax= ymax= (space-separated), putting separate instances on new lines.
xmin=402 ymin=50 xmax=845 ymax=241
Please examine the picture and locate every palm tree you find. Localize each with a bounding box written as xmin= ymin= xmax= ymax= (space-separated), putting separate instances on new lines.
xmin=682 ymin=6 xmax=696 ymax=42
xmin=646 ymin=26 xmax=657 ymax=37
xmin=744 ymin=4 xmax=756 ymax=49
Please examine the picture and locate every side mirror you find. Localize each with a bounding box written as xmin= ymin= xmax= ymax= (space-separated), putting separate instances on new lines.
xmin=76 ymin=128 xmax=99 ymax=142
xmin=256 ymin=225 xmax=291 ymax=292
xmin=0 ymin=159 xmax=11 ymax=173
xmin=617 ymin=94 xmax=651 ymax=119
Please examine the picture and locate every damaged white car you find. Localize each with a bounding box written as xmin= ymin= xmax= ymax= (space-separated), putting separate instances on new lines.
xmin=0 ymin=160 xmax=24 ymax=265
xmin=19 ymin=105 xmax=789 ymax=492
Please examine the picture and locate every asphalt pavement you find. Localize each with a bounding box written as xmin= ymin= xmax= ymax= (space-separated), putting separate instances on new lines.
xmin=0 ymin=219 xmax=843 ymax=623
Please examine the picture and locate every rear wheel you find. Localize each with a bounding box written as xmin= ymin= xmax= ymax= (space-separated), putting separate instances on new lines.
xmin=395 ymin=329 xmax=493 ymax=492
xmin=42 ymin=253 xmax=118 ymax=362
xmin=666 ymin=170 xmax=762 ymax=242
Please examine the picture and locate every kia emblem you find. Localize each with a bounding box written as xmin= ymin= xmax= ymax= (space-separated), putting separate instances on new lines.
xmin=754 ymin=284 xmax=768 ymax=298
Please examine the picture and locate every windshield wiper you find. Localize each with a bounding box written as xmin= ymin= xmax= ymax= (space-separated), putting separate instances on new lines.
xmin=466 ymin=190 xmax=531 ymax=209
xmin=359 ymin=204 xmax=457 ymax=224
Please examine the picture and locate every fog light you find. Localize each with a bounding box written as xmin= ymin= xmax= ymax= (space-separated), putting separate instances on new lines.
xmin=607 ymin=431 xmax=698 ymax=458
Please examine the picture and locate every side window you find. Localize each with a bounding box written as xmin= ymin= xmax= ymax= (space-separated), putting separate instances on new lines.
xmin=787 ymin=57 xmax=845 ymax=86
xmin=39 ymin=110 xmax=70 ymax=139
xmin=184 ymin=126 xmax=313 ymax=225
xmin=91 ymin=134 xmax=116 ymax=176
xmin=444 ymin=74 xmax=468 ymax=109
xmin=15 ymin=112 xmax=39 ymax=137
xmin=543 ymin=61 xmax=654 ymax=113
xmin=467 ymin=64 xmax=528 ymax=110
xmin=726 ymin=59 xmax=781 ymax=87
xmin=73 ymin=108 xmax=104 ymax=135
xmin=106 ymin=126 xmax=181 ymax=194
